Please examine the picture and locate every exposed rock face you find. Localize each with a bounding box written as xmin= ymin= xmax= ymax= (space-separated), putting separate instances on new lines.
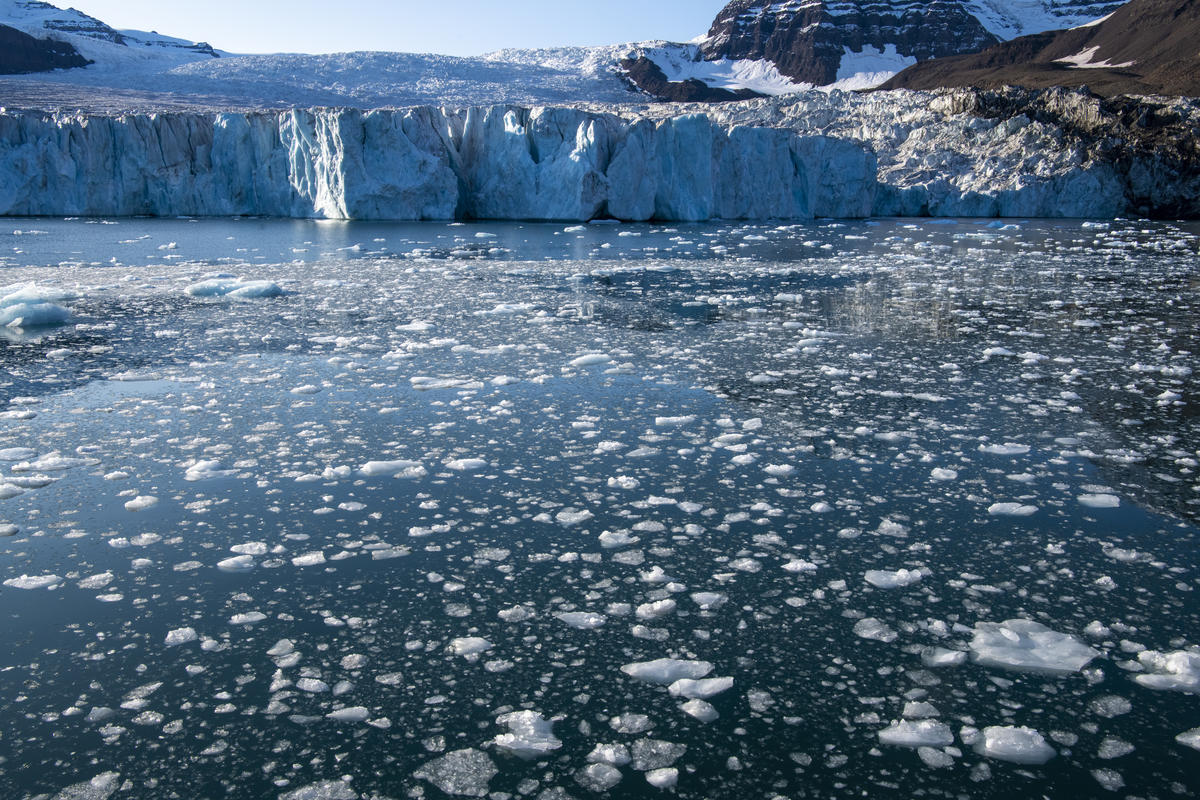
xmin=0 ymin=89 xmax=1196 ymax=221
xmin=618 ymin=56 xmax=765 ymax=103
xmin=701 ymin=0 xmax=999 ymax=85
xmin=0 ymin=22 xmax=89 ymax=74
xmin=697 ymin=0 xmax=1123 ymax=86
xmin=882 ymin=0 xmax=1200 ymax=97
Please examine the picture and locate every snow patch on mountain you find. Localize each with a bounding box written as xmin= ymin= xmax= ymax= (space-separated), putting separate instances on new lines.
xmin=965 ymin=0 xmax=1123 ymax=39
xmin=831 ymin=45 xmax=918 ymax=91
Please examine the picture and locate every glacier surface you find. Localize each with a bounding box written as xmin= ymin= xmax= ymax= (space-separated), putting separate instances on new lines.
xmin=2 ymin=86 xmax=1182 ymax=222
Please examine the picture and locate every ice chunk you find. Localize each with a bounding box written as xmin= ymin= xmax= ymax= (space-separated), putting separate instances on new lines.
xmin=1133 ymin=650 xmax=1200 ymax=693
xmin=492 ymin=710 xmax=562 ymax=759
xmin=556 ymin=611 xmax=606 ymax=630
xmin=4 ymin=574 xmax=62 ymax=590
xmin=645 ymin=768 xmax=678 ymax=789
xmin=49 ymin=771 xmax=120 ymax=800
xmin=1176 ymin=727 xmax=1200 ymax=751
xmin=853 ymin=618 xmax=898 ymax=643
xmin=326 ymin=707 xmax=370 ymax=723
xmin=864 ymin=568 xmax=924 ymax=589
xmin=164 ymin=627 xmax=198 ymax=646
xmin=587 ymin=743 xmax=631 ymax=765
xmin=184 ymin=460 xmax=235 ymax=481
xmin=570 ymin=353 xmax=612 ymax=367
xmin=575 ymin=762 xmax=623 ymax=791
xmin=667 ymin=676 xmax=734 ymax=699
xmin=987 ymin=502 xmax=1038 ymax=516
xmin=186 ymin=278 xmax=283 ymax=299
xmin=970 ymin=620 xmax=1099 ymax=675
xmin=278 ymin=780 xmax=358 ymax=800
xmin=621 ymin=658 xmax=714 ymax=684
xmin=445 ymin=458 xmax=488 ymax=472
xmin=359 ymin=460 xmax=423 ymax=478
xmin=124 ymin=495 xmax=159 ymax=512
xmin=449 ymin=637 xmax=493 ymax=659
xmin=680 ymin=698 xmax=719 ymax=722
xmin=878 ymin=720 xmax=954 ymax=748
xmin=0 ymin=284 xmax=71 ymax=328
xmin=1079 ymin=493 xmax=1120 ymax=508
xmin=217 ymin=555 xmax=256 ymax=572
xmin=974 ymin=726 xmax=1056 ymax=765
xmin=979 ymin=443 xmax=1030 ymax=455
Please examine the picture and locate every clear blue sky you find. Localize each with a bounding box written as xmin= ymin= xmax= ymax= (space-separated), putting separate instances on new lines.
xmin=65 ymin=1 xmax=727 ymax=56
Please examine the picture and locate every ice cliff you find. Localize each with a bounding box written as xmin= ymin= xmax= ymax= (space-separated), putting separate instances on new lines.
xmin=1 ymin=87 xmax=1196 ymax=221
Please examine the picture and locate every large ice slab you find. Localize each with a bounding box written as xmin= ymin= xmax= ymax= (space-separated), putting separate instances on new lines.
xmin=969 ymin=619 xmax=1099 ymax=675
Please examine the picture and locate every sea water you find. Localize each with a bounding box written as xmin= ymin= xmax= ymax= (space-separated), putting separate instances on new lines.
xmin=0 ymin=217 xmax=1198 ymax=799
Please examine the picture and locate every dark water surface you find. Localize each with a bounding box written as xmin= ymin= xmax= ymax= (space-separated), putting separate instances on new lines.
xmin=0 ymin=217 xmax=1197 ymax=799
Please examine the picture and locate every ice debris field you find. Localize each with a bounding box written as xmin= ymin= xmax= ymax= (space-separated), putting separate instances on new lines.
xmin=0 ymin=216 xmax=1198 ymax=799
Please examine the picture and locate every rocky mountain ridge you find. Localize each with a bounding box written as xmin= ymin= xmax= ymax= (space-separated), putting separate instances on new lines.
xmin=882 ymin=0 xmax=1200 ymax=97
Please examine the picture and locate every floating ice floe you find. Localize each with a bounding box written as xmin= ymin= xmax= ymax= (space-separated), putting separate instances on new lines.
xmin=973 ymin=726 xmax=1056 ymax=765
xmin=164 ymin=627 xmax=198 ymax=646
xmin=0 ymin=284 xmax=72 ymax=328
xmin=278 ymin=780 xmax=358 ymax=800
xmin=47 ymin=772 xmax=121 ymax=800
xmin=569 ymin=353 xmax=612 ymax=368
xmin=621 ymin=658 xmax=714 ymax=684
xmin=853 ymin=617 xmax=898 ymax=643
xmin=1133 ymin=650 xmax=1200 ymax=693
xmin=3 ymin=574 xmax=62 ymax=590
xmin=183 ymin=460 xmax=236 ymax=481
xmin=987 ymin=502 xmax=1038 ymax=516
xmin=449 ymin=637 xmax=493 ymax=659
xmin=864 ymin=568 xmax=924 ymax=589
xmin=492 ymin=710 xmax=562 ymax=759
xmin=1078 ymin=493 xmax=1120 ymax=508
xmin=878 ymin=720 xmax=954 ymax=748
xmin=358 ymin=460 xmax=425 ymax=478
xmin=555 ymin=611 xmax=606 ymax=630
xmin=185 ymin=278 xmax=283 ymax=299
xmin=414 ymin=747 xmax=498 ymax=797
xmin=667 ymin=676 xmax=734 ymax=699
xmin=124 ymin=495 xmax=159 ymax=512
xmin=1177 ymin=728 xmax=1200 ymax=751
xmin=969 ymin=619 xmax=1099 ymax=675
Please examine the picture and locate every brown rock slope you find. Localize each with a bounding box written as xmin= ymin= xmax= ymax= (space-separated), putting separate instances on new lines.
xmin=882 ymin=0 xmax=1200 ymax=96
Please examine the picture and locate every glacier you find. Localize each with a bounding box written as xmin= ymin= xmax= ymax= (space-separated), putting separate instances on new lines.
xmin=0 ymin=87 xmax=1195 ymax=221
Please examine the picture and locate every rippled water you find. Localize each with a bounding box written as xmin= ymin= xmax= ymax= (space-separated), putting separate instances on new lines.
xmin=1 ymin=217 xmax=1197 ymax=799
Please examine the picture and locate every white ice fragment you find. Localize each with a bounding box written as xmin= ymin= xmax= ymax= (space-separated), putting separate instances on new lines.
xmin=987 ymin=502 xmax=1038 ymax=516
xmin=185 ymin=278 xmax=282 ymax=299
xmin=864 ymin=568 xmax=924 ymax=589
xmin=668 ymin=676 xmax=734 ymax=699
xmin=124 ymin=495 xmax=158 ymax=512
xmin=326 ymin=706 xmax=370 ymax=723
xmin=278 ymin=780 xmax=358 ymax=800
xmin=1176 ymin=728 xmax=1200 ymax=751
xmin=3 ymin=574 xmax=61 ymax=590
xmin=599 ymin=530 xmax=639 ymax=548
xmin=1133 ymin=650 xmax=1200 ymax=693
xmin=655 ymin=415 xmax=696 ymax=427
xmin=570 ymin=353 xmax=612 ymax=367
xmin=853 ymin=618 xmax=898 ymax=643
xmin=555 ymin=508 xmax=594 ymax=526
xmin=878 ymin=720 xmax=954 ymax=748
xmin=359 ymin=460 xmax=424 ymax=478
xmin=292 ymin=551 xmax=327 ymax=567
xmin=48 ymin=772 xmax=121 ymax=800
xmin=492 ymin=710 xmax=562 ymax=758
xmin=1078 ymin=493 xmax=1120 ymax=509
xmin=449 ymin=637 xmax=493 ymax=659
xmin=974 ymin=726 xmax=1056 ymax=765
xmin=680 ymin=698 xmax=719 ymax=722
xmin=184 ymin=460 xmax=235 ymax=481
xmin=445 ymin=458 xmax=488 ymax=472
xmin=979 ymin=443 xmax=1030 ymax=455
xmin=216 ymin=555 xmax=256 ymax=572
xmin=970 ymin=620 xmax=1099 ymax=675
xmin=414 ymin=748 xmax=497 ymax=797
xmin=930 ymin=468 xmax=958 ymax=481
xmin=576 ymin=762 xmax=623 ymax=791
xmin=228 ymin=612 xmax=267 ymax=626
xmin=645 ymin=768 xmax=678 ymax=789
xmin=621 ymin=658 xmax=713 ymax=685
xmin=164 ymin=627 xmax=198 ymax=646
xmin=555 ymin=611 xmax=606 ymax=630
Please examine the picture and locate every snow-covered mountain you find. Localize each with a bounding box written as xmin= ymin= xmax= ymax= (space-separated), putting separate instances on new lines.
xmin=621 ymin=0 xmax=1125 ymax=98
xmin=0 ymin=0 xmax=219 ymax=73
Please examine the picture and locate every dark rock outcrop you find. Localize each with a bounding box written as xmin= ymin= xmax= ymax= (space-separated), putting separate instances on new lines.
xmin=0 ymin=23 xmax=90 ymax=74
xmin=882 ymin=0 xmax=1200 ymax=97
xmin=619 ymin=56 xmax=764 ymax=102
xmin=701 ymin=0 xmax=1000 ymax=85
